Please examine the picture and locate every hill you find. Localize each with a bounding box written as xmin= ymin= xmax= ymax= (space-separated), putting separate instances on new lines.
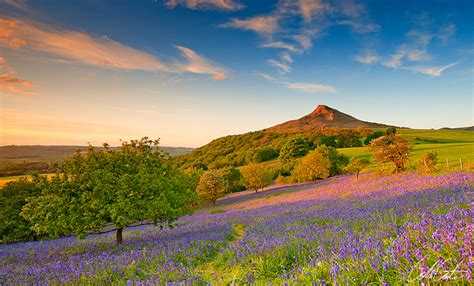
xmin=177 ymin=105 xmax=473 ymax=170
xmin=440 ymin=126 xmax=474 ymax=131
xmin=267 ymin=105 xmax=393 ymax=133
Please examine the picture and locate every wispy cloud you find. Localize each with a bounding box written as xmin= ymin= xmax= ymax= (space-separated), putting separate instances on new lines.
xmin=354 ymin=52 xmax=379 ymax=65
xmin=299 ymin=0 xmax=326 ymax=22
xmin=402 ymin=62 xmax=460 ymax=77
xmin=0 ymin=17 xmax=227 ymax=80
xmin=175 ymin=45 xmax=226 ymax=80
xmin=283 ymin=81 xmax=336 ymax=93
xmin=355 ymin=22 xmax=459 ymax=77
xmin=267 ymin=59 xmax=291 ymax=74
xmin=261 ymin=41 xmax=299 ymax=52
xmin=258 ymin=72 xmax=336 ymax=94
xmin=0 ymin=56 xmax=34 ymax=95
xmin=164 ymin=0 xmax=243 ymax=11
xmin=221 ymin=15 xmax=280 ymax=35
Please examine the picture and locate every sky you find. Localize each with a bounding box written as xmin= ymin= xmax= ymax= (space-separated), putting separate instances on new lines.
xmin=0 ymin=0 xmax=472 ymax=147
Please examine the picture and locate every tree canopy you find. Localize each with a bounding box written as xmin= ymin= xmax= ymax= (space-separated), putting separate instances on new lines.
xmin=240 ymin=163 xmax=274 ymax=193
xmin=196 ymin=169 xmax=229 ymax=205
xmin=369 ymin=134 xmax=412 ymax=173
xmin=291 ymin=150 xmax=331 ymax=183
xmin=21 ymin=137 xmax=198 ymax=244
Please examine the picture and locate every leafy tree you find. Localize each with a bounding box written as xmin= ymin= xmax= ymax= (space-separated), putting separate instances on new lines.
xmin=315 ymin=145 xmax=349 ymax=176
xmin=346 ymin=157 xmax=371 ymax=179
xmin=386 ymin=127 xmax=397 ymax=135
xmin=369 ymin=134 xmax=412 ymax=173
xmin=0 ymin=177 xmax=42 ymax=243
xmin=279 ymin=137 xmax=310 ymax=162
xmin=422 ymin=150 xmax=438 ymax=173
xmin=291 ymin=150 xmax=331 ymax=183
xmin=222 ymin=166 xmax=245 ymax=192
xmin=21 ymin=138 xmax=198 ymax=245
xmin=364 ymin=130 xmax=385 ymax=145
xmin=240 ymin=163 xmax=274 ymax=193
xmin=196 ymin=169 xmax=229 ymax=205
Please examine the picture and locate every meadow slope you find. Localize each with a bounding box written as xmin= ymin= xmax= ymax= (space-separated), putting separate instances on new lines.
xmin=1 ymin=171 xmax=472 ymax=285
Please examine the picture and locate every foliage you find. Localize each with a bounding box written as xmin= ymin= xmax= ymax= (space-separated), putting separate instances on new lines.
xmin=222 ymin=166 xmax=246 ymax=193
xmin=315 ymin=145 xmax=349 ymax=176
xmin=291 ymin=150 xmax=331 ymax=183
xmin=240 ymin=163 xmax=274 ymax=193
xmin=0 ymin=177 xmax=42 ymax=243
xmin=278 ymin=137 xmax=310 ymax=162
xmin=386 ymin=127 xmax=397 ymax=135
xmin=252 ymin=146 xmax=279 ymax=163
xmin=20 ymin=137 xmax=198 ymax=244
xmin=422 ymin=150 xmax=438 ymax=173
xmin=369 ymin=134 xmax=412 ymax=173
xmin=364 ymin=130 xmax=385 ymax=145
xmin=196 ymin=169 xmax=229 ymax=205
xmin=346 ymin=157 xmax=370 ymax=179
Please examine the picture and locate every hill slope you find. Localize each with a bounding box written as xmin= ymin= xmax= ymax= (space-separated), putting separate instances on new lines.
xmin=267 ymin=105 xmax=393 ymax=133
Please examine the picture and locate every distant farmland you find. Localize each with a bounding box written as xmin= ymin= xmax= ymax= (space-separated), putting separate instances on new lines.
xmin=0 ymin=145 xmax=194 ymax=177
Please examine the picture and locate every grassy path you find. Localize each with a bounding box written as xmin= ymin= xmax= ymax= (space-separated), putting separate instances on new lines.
xmin=195 ymin=224 xmax=246 ymax=284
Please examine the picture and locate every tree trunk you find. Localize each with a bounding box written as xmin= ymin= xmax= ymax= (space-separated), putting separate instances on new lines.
xmin=116 ymin=227 xmax=123 ymax=245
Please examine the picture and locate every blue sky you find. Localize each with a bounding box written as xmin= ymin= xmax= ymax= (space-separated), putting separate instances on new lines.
xmin=0 ymin=0 xmax=472 ymax=147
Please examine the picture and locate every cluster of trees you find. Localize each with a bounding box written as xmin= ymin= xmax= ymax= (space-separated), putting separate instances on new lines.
xmin=177 ymin=129 xmax=376 ymax=170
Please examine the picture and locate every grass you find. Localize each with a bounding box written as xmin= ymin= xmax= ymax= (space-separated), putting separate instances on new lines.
xmin=339 ymin=142 xmax=474 ymax=172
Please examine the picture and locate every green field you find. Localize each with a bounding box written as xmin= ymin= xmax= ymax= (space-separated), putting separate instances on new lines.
xmin=340 ymin=134 xmax=474 ymax=172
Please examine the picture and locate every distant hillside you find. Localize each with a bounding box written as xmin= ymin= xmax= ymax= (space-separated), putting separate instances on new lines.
xmin=440 ymin=126 xmax=474 ymax=131
xmin=267 ymin=105 xmax=393 ymax=133
xmin=0 ymin=145 xmax=194 ymax=176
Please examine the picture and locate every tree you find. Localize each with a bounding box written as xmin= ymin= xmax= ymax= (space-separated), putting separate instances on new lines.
xmin=196 ymin=169 xmax=229 ymax=205
xmin=291 ymin=150 xmax=331 ymax=183
xmin=386 ymin=127 xmax=397 ymax=135
xmin=346 ymin=157 xmax=371 ymax=179
xmin=315 ymin=145 xmax=349 ymax=176
xmin=422 ymin=150 xmax=438 ymax=173
xmin=364 ymin=130 xmax=385 ymax=145
xmin=0 ymin=177 xmax=42 ymax=243
xmin=21 ymin=138 xmax=198 ymax=245
xmin=222 ymin=166 xmax=245 ymax=193
xmin=369 ymin=134 xmax=412 ymax=173
xmin=240 ymin=163 xmax=274 ymax=193
xmin=279 ymin=137 xmax=310 ymax=162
